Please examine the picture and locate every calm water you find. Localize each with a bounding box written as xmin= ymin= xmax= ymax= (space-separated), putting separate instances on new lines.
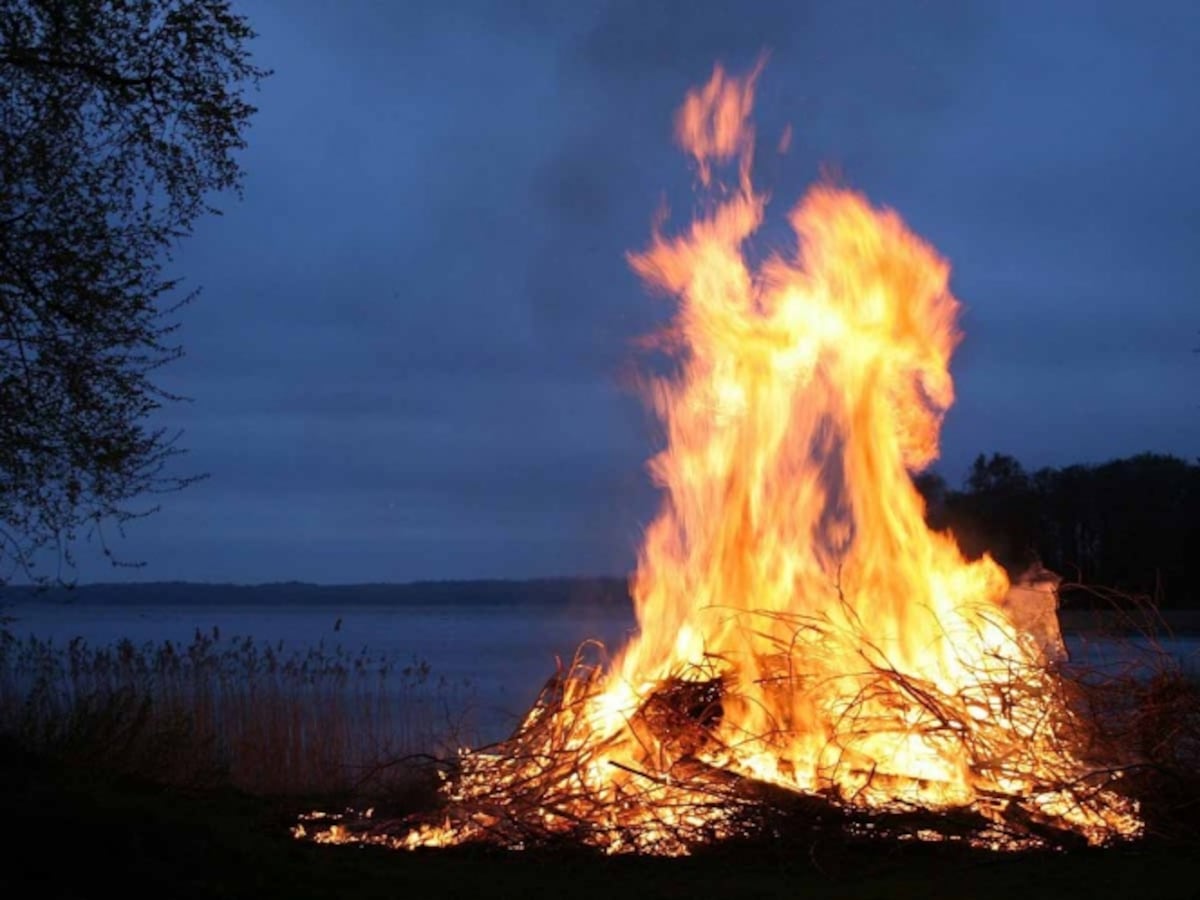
xmin=5 ymin=602 xmax=1197 ymax=740
xmin=3 ymin=602 xmax=639 ymax=741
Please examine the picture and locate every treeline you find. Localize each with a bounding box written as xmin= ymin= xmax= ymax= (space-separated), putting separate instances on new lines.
xmin=916 ymin=452 xmax=1200 ymax=608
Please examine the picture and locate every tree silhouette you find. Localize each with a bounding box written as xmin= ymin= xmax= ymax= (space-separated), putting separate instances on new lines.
xmin=916 ymin=453 xmax=1200 ymax=608
xmin=945 ymin=454 xmax=1039 ymax=572
xmin=0 ymin=0 xmax=268 ymax=582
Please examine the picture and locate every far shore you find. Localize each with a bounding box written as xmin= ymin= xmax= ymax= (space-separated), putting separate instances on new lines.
xmin=6 ymin=579 xmax=1200 ymax=636
xmin=1058 ymin=607 xmax=1200 ymax=637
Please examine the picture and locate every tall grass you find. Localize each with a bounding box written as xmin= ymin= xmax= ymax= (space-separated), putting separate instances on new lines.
xmin=0 ymin=627 xmax=475 ymax=798
xmin=1054 ymin=586 xmax=1200 ymax=842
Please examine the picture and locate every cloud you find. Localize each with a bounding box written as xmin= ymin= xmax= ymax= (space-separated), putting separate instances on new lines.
xmin=68 ymin=0 xmax=1200 ymax=583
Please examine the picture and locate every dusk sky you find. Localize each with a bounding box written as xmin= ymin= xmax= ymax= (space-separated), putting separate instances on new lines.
xmin=80 ymin=0 xmax=1199 ymax=584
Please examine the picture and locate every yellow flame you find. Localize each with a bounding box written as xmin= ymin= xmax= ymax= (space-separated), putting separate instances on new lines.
xmin=591 ymin=65 xmax=1136 ymax=841
xmin=302 ymin=62 xmax=1141 ymax=854
xmin=600 ymin=63 xmax=1034 ymax=810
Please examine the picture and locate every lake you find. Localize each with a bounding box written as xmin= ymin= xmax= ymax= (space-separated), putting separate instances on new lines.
xmin=5 ymin=600 xmax=1197 ymax=742
xmin=2 ymin=601 xmax=639 ymax=742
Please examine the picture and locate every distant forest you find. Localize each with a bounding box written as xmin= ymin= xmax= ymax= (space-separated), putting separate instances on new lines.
xmin=916 ymin=452 xmax=1200 ymax=608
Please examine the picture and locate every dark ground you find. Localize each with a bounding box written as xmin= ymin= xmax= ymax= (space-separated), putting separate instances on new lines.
xmin=3 ymin=741 xmax=1198 ymax=900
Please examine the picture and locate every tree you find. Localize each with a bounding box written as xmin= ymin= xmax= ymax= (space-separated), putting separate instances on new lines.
xmin=964 ymin=453 xmax=1029 ymax=496
xmin=938 ymin=454 xmax=1039 ymax=573
xmin=0 ymin=1 xmax=268 ymax=582
xmin=911 ymin=471 xmax=949 ymax=528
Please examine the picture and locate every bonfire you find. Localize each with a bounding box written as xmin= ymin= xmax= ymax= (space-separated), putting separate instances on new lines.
xmin=297 ymin=62 xmax=1143 ymax=855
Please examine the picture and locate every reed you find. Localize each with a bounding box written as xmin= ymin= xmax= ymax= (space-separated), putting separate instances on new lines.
xmin=0 ymin=626 xmax=474 ymax=798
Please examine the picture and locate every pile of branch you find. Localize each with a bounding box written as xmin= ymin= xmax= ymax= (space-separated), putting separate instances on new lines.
xmin=297 ymin=621 xmax=1145 ymax=855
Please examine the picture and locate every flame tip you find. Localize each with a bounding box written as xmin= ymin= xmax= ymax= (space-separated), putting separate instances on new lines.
xmin=296 ymin=60 xmax=1143 ymax=854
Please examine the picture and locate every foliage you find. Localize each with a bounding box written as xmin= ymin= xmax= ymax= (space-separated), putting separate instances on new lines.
xmin=919 ymin=453 xmax=1200 ymax=606
xmin=0 ymin=0 xmax=268 ymax=582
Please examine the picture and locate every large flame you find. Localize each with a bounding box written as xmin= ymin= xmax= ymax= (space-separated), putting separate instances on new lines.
xmin=302 ymin=63 xmax=1141 ymax=855
xmin=615 ymin=64 xmax=1010 ymax=802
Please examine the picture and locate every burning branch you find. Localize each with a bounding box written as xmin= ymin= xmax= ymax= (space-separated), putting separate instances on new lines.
xmin=298 ymin=61 xmax=1150 ymax=855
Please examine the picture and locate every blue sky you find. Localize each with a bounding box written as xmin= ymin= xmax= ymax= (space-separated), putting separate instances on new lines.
xmin=78 ymin=0 xmax=1199 ymax=583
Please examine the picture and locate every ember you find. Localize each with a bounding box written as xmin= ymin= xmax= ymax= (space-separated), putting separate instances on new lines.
xmin=297 ymin=62 xmax=1143 ymax=855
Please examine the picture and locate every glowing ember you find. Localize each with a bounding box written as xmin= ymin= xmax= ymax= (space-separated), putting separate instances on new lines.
xmin=300 ymin=62 xmax=1142 ymax=854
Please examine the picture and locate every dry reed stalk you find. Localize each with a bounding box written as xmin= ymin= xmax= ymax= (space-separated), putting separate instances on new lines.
xmin=0 ymin=629 xmax=468 ymax=797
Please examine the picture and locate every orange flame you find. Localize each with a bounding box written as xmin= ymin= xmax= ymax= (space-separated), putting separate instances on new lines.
xmin=302 ymin=63 xmax=1141 ymax=854
xmin=616 ymin=64 xmax=994 ymax=788
xmin=579 ymin=64 xmax=1136 ymax=837
xmin=673 ymin=59 xmax=763 ymax=189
